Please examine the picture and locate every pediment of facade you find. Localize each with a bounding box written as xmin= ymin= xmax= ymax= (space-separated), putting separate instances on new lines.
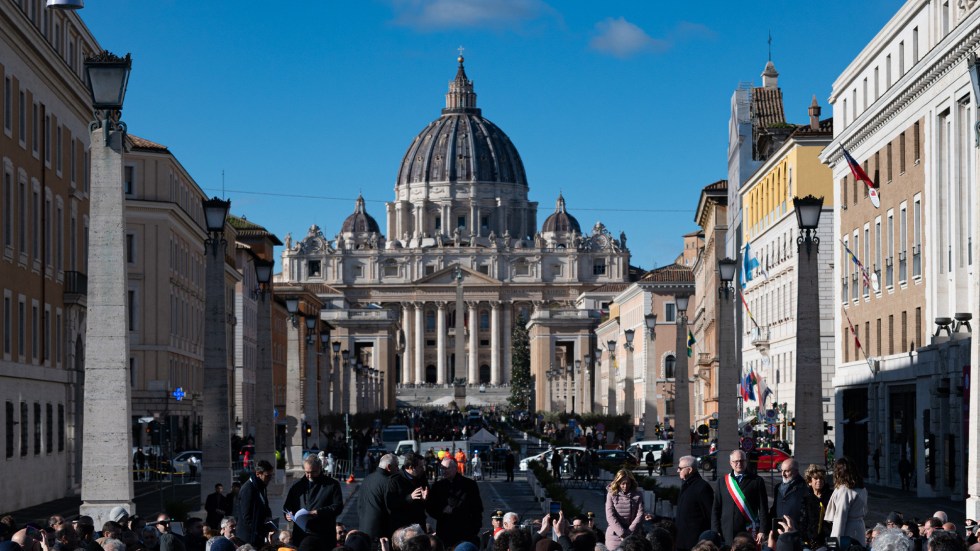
xmin=412 ymin=264 xmax=501 ymax=286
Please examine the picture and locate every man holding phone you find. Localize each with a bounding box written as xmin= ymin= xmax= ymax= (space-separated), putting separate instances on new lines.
xmin=426 ymin=456 xmax=483 ymax=547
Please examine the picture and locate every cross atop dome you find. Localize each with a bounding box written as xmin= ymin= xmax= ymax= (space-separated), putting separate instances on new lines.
xmin=445 ymin=52 xmax=479 ymax=114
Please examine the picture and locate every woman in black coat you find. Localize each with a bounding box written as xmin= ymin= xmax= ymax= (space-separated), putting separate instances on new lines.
xmin=799 ymin=463 xmax=832 ymax=549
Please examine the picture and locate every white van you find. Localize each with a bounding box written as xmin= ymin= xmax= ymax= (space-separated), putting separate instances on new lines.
xmin=626 ymin=440 xmax=671 ymax=462
xmin=381 ymin=425 xmax=412 ymax=452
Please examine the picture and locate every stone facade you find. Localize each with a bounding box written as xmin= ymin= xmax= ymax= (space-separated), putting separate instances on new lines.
xmin=278 ymin=57 xmax=631 ymax=408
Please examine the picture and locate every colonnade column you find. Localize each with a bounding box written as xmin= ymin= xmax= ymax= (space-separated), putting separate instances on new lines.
xmin=502 ymin=305 xmax=512 ymax=384
xmin=414 ymin=303 xmax=424 ymax=384
xmin=468 ymin=303 xmax=478 ymax=384
xmin=436 ymin=303 xmax=447 ymax=384
xmin=491 ymin=302 xmax=501 ymax=385
xmin=402 ymin=304 xmax=413 ymax=384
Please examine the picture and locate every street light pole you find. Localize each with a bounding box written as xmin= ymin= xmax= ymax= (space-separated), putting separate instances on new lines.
xmin=284 ymin=298 xmax=303 ymax=474
xmin=624 ymin=329 xmax=636 ymax=424
xmin=642 ymin=313 xmax=658 ymax=439
xmin=674 ymin=294 xmax=692 ymax=461
xmin=201 ymin=196 xmax=233 ymax=495
xmin=253 ymin=259 xmax=276 ymax=469
xmin=607 ymin=340 xmax=618 ymax=415
xmin=793 ymin=195 xmax=826 ymax=468
xmin=78 ymin=49 xmax=135 ymax=527
xmin=304 ymin=315 xmax=319 ymax=449
xmin=717 ymin=258 xmax=739 ymax=475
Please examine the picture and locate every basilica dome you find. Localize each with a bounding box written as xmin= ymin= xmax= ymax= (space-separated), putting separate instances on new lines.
xmin=340 ymin=195 xmax=381 ymax=234
xmin=396 ymin=57 xmax=528 ymax=189
xmin=542 ymin=193 xmax=581 ymax=234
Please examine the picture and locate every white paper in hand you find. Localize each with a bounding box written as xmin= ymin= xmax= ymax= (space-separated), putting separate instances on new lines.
xmin=292 ymin=508 xmax=311 ymax=531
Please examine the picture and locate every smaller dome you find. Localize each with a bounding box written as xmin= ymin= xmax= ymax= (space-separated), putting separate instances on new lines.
xmin=341 ymin=195 xmax=381 ymax=234
xmin=542 ymin=194 xmax=581 ymax=234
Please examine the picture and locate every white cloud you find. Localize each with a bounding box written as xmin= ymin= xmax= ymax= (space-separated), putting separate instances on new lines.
xmin=390 ymin=0 xmax=554 ymax=31
xmin=588 ymin=17 xmax=666 ymax=58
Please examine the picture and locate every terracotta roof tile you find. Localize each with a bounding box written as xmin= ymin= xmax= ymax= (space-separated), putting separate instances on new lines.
xmin=791 ymin=117 xmax=834 ymax=136
xmin=127 ymin=134 xmax=169 ymax=152
xmin=703 ymin=179 xmax=727 ymax=192
xmin=228 ymin=215 xmax=284 ymax=245
xmin=639 ymin=263 xmax=694 ymax=283
xmin=752 ymin=87 xmax=785 ymax=128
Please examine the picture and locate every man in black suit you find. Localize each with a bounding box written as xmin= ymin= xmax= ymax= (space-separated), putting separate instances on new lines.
xmin=357 ymin=453 xmax=400 ymax=540
xmin=284 ymin=455 xmax=345 ymax=547
xmin=768 ymin=458 xmax=805 ymax=536
xmin=675 ymin=455 xmax=714 ymax=551
xmin=204 ymin=483 xmax=226 ymax=530
xmin=711 ymin=449 xmax=768 ymax=546
xmin=391 ymin=452 xmax=429 ymax=531
xmin=235 ymin=460 xmax=274 ymax=547
xmin=426 ymin=455 xmax=483 ymax=547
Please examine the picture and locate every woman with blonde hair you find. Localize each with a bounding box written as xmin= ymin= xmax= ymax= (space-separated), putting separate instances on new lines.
xmin=605 ymin=469 xmax=645 ymax=550
xmin=824 ymin=457 xmax=868 ymax=550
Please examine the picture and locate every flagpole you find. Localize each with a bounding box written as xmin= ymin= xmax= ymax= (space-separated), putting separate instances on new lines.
xmin=842 ymin=306 xmax=876 ymax=378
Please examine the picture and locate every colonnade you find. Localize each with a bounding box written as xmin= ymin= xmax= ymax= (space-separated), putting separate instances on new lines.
xmin=399 ymin=301 xmax=509 ymax=385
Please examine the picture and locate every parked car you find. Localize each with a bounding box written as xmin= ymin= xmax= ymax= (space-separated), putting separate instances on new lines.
xmin=519 ymin=446 xmax=586 ymax=471
xmin=171 ymin=450 xmax=202 ymax=475
xmin=595 ymin=449 xmax=639 ymax=467
xmin=697 ymin=447 xmax=790 ymax=472
xmin=626 ymin=440 xmax=671 ymax=463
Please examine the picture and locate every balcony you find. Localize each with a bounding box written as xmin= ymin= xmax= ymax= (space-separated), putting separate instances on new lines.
xmin=751 ymin=326 xmax=770 ymax=349
xmin=63 ymin=271 xmax=87 ymax=306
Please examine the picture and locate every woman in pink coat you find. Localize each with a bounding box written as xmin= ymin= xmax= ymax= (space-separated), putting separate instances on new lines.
xmin=605 ymin=469 xmax=645 ymax=549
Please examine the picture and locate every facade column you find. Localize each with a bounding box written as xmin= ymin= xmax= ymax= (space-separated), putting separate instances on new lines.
xmin=468 ymin=303 xmax=479 ymax=384
xmin=502 ymin=305 xmax=512 ymax=384
xmin=402 ymin=304 xmax=413 ymax=384
xmin=491 ymin=302 xmax=501 ymax=385
xmin=643 ymin=325 xmax=658 ymax=439
xmin=437 ymin=303 xmax=447 ymax=384
xmin=414 ymin=303 xmax=424 ymax=383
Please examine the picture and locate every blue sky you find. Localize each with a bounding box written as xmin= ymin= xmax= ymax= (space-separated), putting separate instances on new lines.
xmin=80 ymin=1 xmax=898 ymax=271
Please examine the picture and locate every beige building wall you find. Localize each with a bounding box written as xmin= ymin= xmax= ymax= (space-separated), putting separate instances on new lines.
xmin=692 ymin=181 xmax=727 ymax=432
xmin=0 ymin=0 xmax=99 ymax=510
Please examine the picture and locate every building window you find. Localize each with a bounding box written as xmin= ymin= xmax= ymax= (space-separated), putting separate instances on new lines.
xmin=434 ymin=216 xmax=441 ymax=231
xmin=307 ymin=260 xmax=321 ymax=277
xmin=32 ymin=103 xmax=38 ymax=153
xmin=127 ymin=289 xmax=135 ymax=331
xmin=912 ymin=196 xmax=922 ymax=278
xmin=886 ymin=54 xmax=892 ymax=87
xmin=3 ymin=171 xmax=11 ymax=249
xmin=479 ymin=310 xmax=489 ymax=330
xmin=456 ymin=216 xmax=465 ymax=230
xmin=70 ymin=139 xmax=76 ymax=184
xmin=665 ymin=303 xmax=676 ymax=323
xmin=33 ymin=402 xmax=40 ymax=455
xmin=32 ymin=188 xmax=39 ymax=260
xmin=383 ymin=261 xmax=398 ymax=277
xmin=45 ymin=403 xmax=52 ymax=453
xmin=592 ymin=258 xmax=606 ymax=276
xmin=17 ymin=299 xmax=25 ymax=359
xmin=55 ymin=125 xmax=61 ymax=172
xmin=424 ymin=265 xmax=435 ymax=276
xmin=899 ymin=132 xmax=906 ymax=173
xmin=57 ymin=404 xmax=64 ymax=452
xmin=43 ymin=305 xmax=50 ymax=362
xmin=888 ymin=315 xmax=895 ymax=355
xmin=5 ymin=401 xmax=12 ymax=458
xmin=3 ymin=77 xmax=10 ymax=133
xmin=515 ymin=262 xmax=530 ymax=276
xmin=477 ymin=264 xmax=489 ymax=275
xmin=19 ymin=402 xmax=27 ymax=456
xmin=3 ymin=295 xmax=10 ymax=356
xmin=124 ymin=165 xmax=135 ymax=195
xmin=664 ymin=355 xmax=676 ymax=379
xmin=425 ymin=310 xmax=436 ymax=332
xmin=899 ymin=204 xmax=908 ymax=282
xmin=913 ymin=122 xmax=920 ymax=162
xmin=841 ymin=177 xmax=848 ymax=207
xmin=352 ymin=264 xmax=363 ymax=277
xmin=886 ymin=143 xmax=893 ymax=181
xmin=44 ymin=115 xmax=50 ymax=164
xmin=912 ymin=27 xmax=918 ymax=64
xmin=18 ymin=90 xmax=25 ymax=143
xmin=898 ymin=41 xmax=905 ymax=75
xmin=31 ymin=303 xmax=38 ymax=361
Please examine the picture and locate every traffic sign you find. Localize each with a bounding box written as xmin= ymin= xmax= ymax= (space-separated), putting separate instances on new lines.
xmin=708 ymin=419 xmax=718 ymax=429
xmin=768 ymin=424 xmax=777 ymax=435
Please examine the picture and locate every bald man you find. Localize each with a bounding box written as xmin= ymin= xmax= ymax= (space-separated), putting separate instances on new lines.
xmin=426 ymin=455 xmax=483 ymax=547
xmin=768 ymin=458 xmax=805 ymax=536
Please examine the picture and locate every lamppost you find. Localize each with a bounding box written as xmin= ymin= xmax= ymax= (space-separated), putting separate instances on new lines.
xmin=793 ymin=195 xmax=825 ymax=468
xmin=332 ymin=341 xmax=341 ymax=412
xmin=78 ymin=48 xmax=135 ymax=526
xmin=716 ymin=257 xmax=739 ymax=475
xmin=674 ymin=293 xmax=692 ymax=461
xmin=607 ymin=339 xmax=618 ymax=415
xmin=583 ymin=354 xmax=593 ymax=413
xmin=283 ymin=297 xmax=304 ymax=473
xmin=200 ymin=196 xmax=233 ymax=501
xmin=572 ymin=360 xmax=581 ymax=414
xmin=642 ymin=312 xmax=658 ymax=439
xmin=623 ymin=329 xmax=636 ymax=424
xmin=304 ymin=315 xmax=319 ymax=449
xmin=253 ymin=258 xmax=276 ymax=469
xmin=341 ymin=349 xmax=351 ymax=415
xmin=319 ymin=330 xmax=330 ymax=414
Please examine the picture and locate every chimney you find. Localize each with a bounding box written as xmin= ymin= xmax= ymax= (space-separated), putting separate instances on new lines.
xmin=808 ymin=95 xmax=821 ymax=130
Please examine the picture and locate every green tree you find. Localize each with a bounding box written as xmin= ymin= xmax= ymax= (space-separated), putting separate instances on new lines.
xmin=509 ymin=315 xmax=532 ymax=411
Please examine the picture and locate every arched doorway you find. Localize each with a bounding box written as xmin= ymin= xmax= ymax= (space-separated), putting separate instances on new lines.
xmin=425 ymin=365 xmax=437 ymax=384
xmin=479 ymin=365 xmax=491 ymax=384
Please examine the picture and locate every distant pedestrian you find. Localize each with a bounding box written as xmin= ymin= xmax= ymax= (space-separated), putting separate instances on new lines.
xmin=645 ymin=450 xmax=656 ymax=477
xmin=205 ymin=483 xmax=227 ymax=530
xmin=898 ymin=455 xmax=913 ymax=491
xmin=551 ymin=450 xmax=562 ymax=480
xmin=504 ymin=450 xmax=515 ymax=482
xmin=471 ymin=452 xmax=483 ymax=480
xmin=236 ymin=460 xmax=274 ymax=547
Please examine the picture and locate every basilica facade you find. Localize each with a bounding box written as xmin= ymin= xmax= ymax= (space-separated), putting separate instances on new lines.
xmin=278 ymin=56 xmax=631 ymax=408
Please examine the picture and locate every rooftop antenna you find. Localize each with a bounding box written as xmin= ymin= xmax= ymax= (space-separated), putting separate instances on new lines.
xmin=768 ymin=31 xmax=772 ymax=61
xmin=222 ymin=170 xmax=226 ymax=199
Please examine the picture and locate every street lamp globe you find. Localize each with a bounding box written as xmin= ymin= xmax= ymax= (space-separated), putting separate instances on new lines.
xmin=607 ymin=340 xmax=617 ymax=353
xmin=284 ymin=298 xmax=300 ymax=315
xmin=341 ymin=349 xmax=350 ymax=363
xmin=675 ymin=294 xmax=690 ymax=314
xmin=793 ymin=195 xmax=824 ymax=231
xmin=305 ymin=316 xmax=317 ymax=331
xmin=83 ymin=51 xmax=131 ymax=110
xmin=624 ymin=329 xmax=635 ymax=346
xmin=644 ymin=313 xmax=657 ymax=331
xmin=718 ymin=258 xmax=737 ymax=284
xmin=254 ymin=258 xmax=274 ymax=287
xmin=202 ymin=197 xmax=231 ymax=235
xmin=332 ymin=341 xmax=341 ymax=354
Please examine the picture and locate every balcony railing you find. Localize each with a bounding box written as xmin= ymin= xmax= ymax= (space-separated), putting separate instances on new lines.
xmin=899 ymin=250 xmax=907 ymax=282
xmin=63 ymin=271 xmax=87 ymax=305
xmin=851 ymin=274 xmax=859 ymax=300
xmin=842 ymin=277 xmax=848 ymax=303
xmin=912 ymin=245 xmax=921 ymax=278
xmin=885 ymin=257 xmax=893 ymax=288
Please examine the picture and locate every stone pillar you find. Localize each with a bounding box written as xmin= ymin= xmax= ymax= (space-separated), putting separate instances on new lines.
xmin=79 ymin=126 xmax=134 ymax=526
xmin=717 ymin=287 xmax=738 ymax=474
xmin=414 ymin=303 xmax=424 ymax=384
xmin=437 ymin=303 xmax=447 ymax=384
xmin=304 ymin=329 xmax=319 ymax=449
xmin=468 ymin=303 xmax=478 ymax=383
xmin=643 ymin=325 xmax=659 ymax=440
xmin=491 ymin=302 xmax=501 ymax=385
xmin=402 ymin=305 xmax=413 ymax=384
xmin=285 ymin=320 xmax=304 ymax=474
xmin=607 ymin=347 xmax=617 ymax=415
xmin=674 ymin=312 xmax=691 ymax=461
xmin=794 ymin=236 xmax=825 ymax=469
xmin=254 ymin=292 xmax=275 ymax=466
xmin=624 ymin=344 xmax=635 ymax=418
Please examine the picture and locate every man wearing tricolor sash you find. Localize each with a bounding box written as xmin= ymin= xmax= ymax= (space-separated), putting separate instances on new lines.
xmin=712 ymin=449 xmax=769 ymax=546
